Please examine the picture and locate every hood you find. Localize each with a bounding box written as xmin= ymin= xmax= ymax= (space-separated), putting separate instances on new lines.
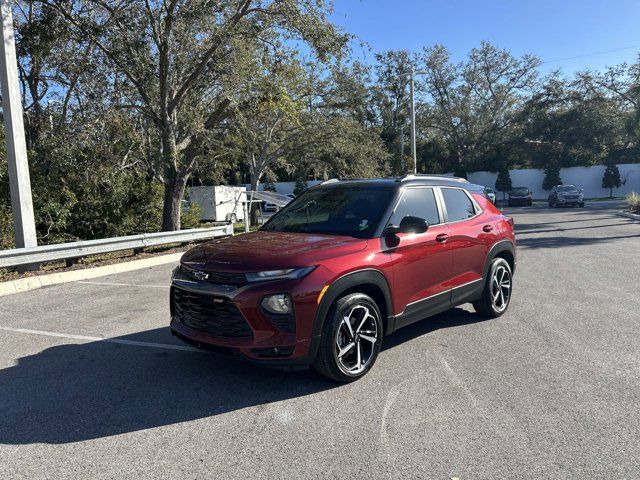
xmin=181 ymin=230 xmax=368 ymax=272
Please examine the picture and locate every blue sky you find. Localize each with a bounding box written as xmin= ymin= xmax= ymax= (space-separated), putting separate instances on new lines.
xmin=330 ymin=0 xmax=640 ymax=75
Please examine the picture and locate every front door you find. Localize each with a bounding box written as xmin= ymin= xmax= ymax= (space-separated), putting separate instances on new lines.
xmin=385 ymin=187 xmax=452 ymax=328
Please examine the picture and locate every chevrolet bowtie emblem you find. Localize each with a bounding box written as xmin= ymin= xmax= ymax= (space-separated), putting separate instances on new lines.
xmin=192 ymin=271 xmax=209 ymax=281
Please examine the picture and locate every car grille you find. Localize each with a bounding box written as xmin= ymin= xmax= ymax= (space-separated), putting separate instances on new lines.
xmin=171 ymin=287 xmax=253 ymax=339
xmin=181 ymin=266 xmax=247 ymax=285
xmin=564 ymin=195 xmax=578 ymax=200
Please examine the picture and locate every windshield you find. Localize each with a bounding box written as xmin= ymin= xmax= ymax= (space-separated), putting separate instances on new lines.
xmin=510 ymin=187 xmax=529 ymax=194
xmin=261 ymin=186 xmax=394 ymax=238
xmin=557 ymin=185 xmax=578 ymax=192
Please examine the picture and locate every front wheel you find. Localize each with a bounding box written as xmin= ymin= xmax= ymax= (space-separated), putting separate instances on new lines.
xmin=313 ymin=293 xmax=383 ymax=382
xmin=473 ymin=257 xmax=513 ymax=318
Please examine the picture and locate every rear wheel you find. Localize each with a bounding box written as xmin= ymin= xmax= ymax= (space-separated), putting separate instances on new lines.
xmin=313 ymin=293 xmax=383 ymax=382
xmin=473 ymin=258 xmax=512 ymax=318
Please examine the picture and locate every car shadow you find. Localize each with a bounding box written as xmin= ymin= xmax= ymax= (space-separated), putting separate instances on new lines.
xmin=0 ymin=308 xmax=490 ymax=445
xmin=383 ymin=307 xmax=489 ymax=351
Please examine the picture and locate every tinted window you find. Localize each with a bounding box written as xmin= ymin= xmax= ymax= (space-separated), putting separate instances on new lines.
xmin=557 ymin=185 xmax=578 ymax=192
xmin=262 ymin=186 xmax=393 ymax=238
xmin=388 ymin=188 xmax=440 ymax=227
xmin=510 ymin=187 xmax=529 ymax=194
xmin=442 ymin=188 xmax=476 ymax=222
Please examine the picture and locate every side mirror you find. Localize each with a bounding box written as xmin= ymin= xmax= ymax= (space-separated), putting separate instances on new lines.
xmin=398 ymin=215 xmax=428 ymax=234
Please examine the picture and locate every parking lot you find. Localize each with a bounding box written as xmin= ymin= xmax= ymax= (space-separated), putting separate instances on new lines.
xmin=1 ymin=200 xmax=639 ymax=479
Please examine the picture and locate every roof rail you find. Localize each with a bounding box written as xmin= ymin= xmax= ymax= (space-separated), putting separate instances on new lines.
xmin=320 ymin=178 xmax=340 ymax=185
xmin=396 ymin=174 xmax=468 ymax=183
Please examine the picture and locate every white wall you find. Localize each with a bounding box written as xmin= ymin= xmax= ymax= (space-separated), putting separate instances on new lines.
xmin=243 ymin=180 xmax=322 ymax=195
xmin=467 ymin=163 xmax=640 ymax=199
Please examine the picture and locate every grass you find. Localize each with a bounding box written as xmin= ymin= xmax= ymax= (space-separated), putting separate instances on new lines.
xmin=626 ymin=192 xmax=640 ymax=214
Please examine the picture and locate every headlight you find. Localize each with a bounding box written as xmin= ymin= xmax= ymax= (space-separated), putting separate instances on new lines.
xmin=262 ymin=294 xmax=292 ymax=314
xmin=246 ymin=266 xmax=315 ymax=282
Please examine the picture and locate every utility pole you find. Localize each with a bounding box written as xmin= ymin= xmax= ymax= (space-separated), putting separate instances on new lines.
xmin=409 ymin=68 xmax=417 ymax=175
xmin=399 ymin=124 xmax=404 ymax=172
xmin=0 ymin=0 xmax=37 ymax=248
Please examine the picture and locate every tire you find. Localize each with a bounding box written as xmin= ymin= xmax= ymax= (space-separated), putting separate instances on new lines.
xmin=473 ymin=257 xmax=513 ymax=318
xmin=313 ymin=293 xmax=383 ymax=382
xmin=548 ymin=200 xmax=553 ymax=208
xmin=579 ymin=202 xmax=585 ymax=208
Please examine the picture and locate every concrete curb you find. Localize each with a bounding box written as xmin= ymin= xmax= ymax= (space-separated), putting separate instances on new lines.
xmin=617 ymin=211 xmax=640 ymax=221
xmin=0 ymin=252 xmax=183 ymax=297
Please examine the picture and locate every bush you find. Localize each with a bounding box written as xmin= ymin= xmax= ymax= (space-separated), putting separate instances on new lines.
xmin=627 ymin=192 xmax=640 ymax=214
xmin=602 ymin=164 xmax=622 ymax=198
xmin=542 ymin=164 xmax=562 ymax=190
xmin=181 ymin=202 xmax=203 ymax=229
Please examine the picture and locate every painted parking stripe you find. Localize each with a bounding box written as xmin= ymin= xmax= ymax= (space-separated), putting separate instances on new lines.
xmin=0 ymin=326 xmax=203 ymax=353
xmin=77 ymin=281 xmax=170 ymax=289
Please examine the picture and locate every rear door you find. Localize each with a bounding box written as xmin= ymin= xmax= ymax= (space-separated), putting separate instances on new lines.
xmin=385 ymin=187 xmax=452 ymax=327
xmin=438 ymin=187 xmax=496 ymax=303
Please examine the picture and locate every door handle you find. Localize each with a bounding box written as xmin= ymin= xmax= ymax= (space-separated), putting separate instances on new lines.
xmin=483 ymin=225 xmax=493 ymax=233
xmin=435 ymin=233 xmax=449 ymax=243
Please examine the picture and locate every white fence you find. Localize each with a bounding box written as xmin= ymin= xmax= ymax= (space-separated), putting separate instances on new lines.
xmin=467 ymin=163 xmax=640 ymax=199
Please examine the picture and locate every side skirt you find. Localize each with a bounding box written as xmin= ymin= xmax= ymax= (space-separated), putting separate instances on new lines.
xmin=391 ymin=278 xmax=485 ymax=332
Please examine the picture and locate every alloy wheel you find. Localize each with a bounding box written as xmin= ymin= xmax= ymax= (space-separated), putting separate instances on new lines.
xmin=335 ymin=305 xmax=379 ymax=375
xmin=491 ymin=264 xmax=511 ymax=312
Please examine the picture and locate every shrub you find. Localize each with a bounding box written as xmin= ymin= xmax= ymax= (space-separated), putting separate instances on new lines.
xmin=602 ymin=164 xmax=621 ymax=198
xmin=627 ymin=192 xmax=640 ymax=214
xmin=542 ymin=164 xmax=562 ymax=191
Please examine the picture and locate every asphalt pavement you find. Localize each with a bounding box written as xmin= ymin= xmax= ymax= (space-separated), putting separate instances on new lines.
xmin=0 ymin=200 xmax=638 ymax=479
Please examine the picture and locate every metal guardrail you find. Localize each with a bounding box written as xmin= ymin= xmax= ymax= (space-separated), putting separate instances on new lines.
xmin=0 ymin=224 xmax=233 ymax=269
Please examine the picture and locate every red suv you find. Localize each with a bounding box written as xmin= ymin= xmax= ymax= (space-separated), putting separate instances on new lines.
xmin=170 ymin=176 xmax=516 ymax=381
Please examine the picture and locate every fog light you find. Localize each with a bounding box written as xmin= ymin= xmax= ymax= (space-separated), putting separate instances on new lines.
xmin=262 ymin=294 xmax=292 ymax=314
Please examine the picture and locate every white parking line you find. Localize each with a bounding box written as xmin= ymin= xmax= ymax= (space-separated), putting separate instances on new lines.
xmin=0 ymin=326 xmax=203 ymax=352
xmin=77 ymin=281 xmax=170 ymax=289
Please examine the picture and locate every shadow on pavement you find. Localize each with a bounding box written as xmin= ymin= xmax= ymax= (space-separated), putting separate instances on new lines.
xmin=516 ymin=233 xmax=640 ymax=249
xmin=0 ymin=307 xmax=490 ymax=445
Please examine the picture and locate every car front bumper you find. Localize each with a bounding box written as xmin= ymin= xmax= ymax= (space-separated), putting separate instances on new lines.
xmin=169 ymin=268 xmax=325 ymax=366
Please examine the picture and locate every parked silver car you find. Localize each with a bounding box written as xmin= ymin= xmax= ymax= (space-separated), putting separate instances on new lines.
xmin=484 ymin=187 xmax=496 ymax=204
xmin=548 ymin=185 xmax=585 ymax=208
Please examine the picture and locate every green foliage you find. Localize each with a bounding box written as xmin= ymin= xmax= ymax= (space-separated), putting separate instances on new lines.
xmin=452 ymin=163 xmax=468 ymax=179
xmin=495 ymin=166 xmax=512 ymax=197
xmin=181 ymin=202 xmax=203 ymax=230
xmin=602 ymin=164 xmax=622 ymax=197
xmin=293 ymin=177 xmax=309 ymax=196
xmin=626 ymin=192 xmax=640 ymax=214
xmin=542 ymin=164 xmax=562 ymax=191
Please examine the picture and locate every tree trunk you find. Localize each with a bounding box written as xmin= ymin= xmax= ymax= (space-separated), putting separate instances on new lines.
xmin=161 ymin=175 xmax=188 ymax=231
xmin=609 ymin=187 xmax=613 ymax=199
xmin=249 ymin=174 xmax=261 ymax=227
xmin=160 ymin=120 xmax=185 ymax=231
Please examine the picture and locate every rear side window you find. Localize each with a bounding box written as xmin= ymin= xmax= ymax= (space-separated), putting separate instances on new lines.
xmin=441 ymin=188 xmax=476 ymax=222
xmin=389 ymin=188 xmax=440 ymax=226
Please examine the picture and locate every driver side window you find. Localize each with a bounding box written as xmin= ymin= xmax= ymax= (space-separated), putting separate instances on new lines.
xmin=388 ymin=187 xmax=440 ymax=227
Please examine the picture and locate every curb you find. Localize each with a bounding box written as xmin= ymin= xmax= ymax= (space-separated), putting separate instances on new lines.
xmin=0 ymin=252 xmax=183 ymax=297
xmin=617 ymin=211 xmax=640 ymax=221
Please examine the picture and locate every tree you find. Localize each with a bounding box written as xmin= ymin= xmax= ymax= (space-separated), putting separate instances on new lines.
xmin=602 ymin=164 xmax=621 ymax=198
xmin=452 ymin=162 xmax=467 ymax=179
xmin=542 ymin=164 xmax=562 ymax=190
xmin=417 ymin=42 xmax=541 ymax=171
xmin=43 ymin=0 xmax=348 ymax=231
xmin=495 ymin=165 xmax=512 ymax=201
xmin=293 ymin=177 xmax=309 ymax=196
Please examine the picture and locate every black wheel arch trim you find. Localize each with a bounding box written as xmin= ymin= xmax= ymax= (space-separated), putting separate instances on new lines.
xmin=309 ymin=269 xmax=394 ymax=357
xmin=483 ymin=240 xmax=516 ymax=278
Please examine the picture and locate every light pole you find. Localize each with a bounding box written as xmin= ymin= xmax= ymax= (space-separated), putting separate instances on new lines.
xmin=0 ymin=0 xmax=37 ymax=248
xmin=408 ymin=68 xmax=427 ymax=175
